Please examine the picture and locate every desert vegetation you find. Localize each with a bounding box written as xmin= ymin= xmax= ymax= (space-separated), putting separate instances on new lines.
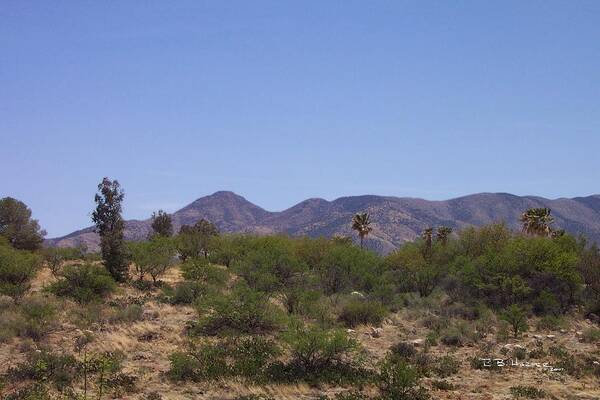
xmin=1 ymin=181 xmax=600 ymax=399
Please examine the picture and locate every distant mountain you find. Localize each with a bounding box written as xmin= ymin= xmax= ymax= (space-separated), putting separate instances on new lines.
xmin=46 ymin=191 xmax=600 ymax=254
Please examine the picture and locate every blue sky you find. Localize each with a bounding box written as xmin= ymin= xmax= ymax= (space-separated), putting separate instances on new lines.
xmin=1 ymin=1 xmax=599 ymax=237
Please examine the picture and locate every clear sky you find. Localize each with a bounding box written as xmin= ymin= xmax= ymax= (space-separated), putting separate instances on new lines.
xmin=1 ymin=1 xmax=599 ymax=237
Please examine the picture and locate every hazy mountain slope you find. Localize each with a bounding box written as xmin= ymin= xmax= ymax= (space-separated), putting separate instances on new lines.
xmin=46 ymin=191 xmax=600 ymax=254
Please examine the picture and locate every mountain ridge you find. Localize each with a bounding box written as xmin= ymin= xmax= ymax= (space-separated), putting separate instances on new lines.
xmin=46 ymin=191 xmax=600 ymax=254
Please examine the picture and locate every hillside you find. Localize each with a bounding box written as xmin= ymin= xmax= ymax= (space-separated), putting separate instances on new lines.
xmin=47 ymin=191 xmax=600 ymax=253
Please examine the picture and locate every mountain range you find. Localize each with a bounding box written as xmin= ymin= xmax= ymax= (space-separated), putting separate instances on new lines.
xmin=46 ymin=191 xmax=600 ymax=254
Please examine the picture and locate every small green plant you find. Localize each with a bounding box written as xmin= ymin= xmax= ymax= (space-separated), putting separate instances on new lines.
xmin=509 ymin=385 xmax=546 ymax=399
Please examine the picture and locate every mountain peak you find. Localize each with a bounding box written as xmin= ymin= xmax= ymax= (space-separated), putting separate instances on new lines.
xmin=47 ymin=192 xmax=600 ymax=253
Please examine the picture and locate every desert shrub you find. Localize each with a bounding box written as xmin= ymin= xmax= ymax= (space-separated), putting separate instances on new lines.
xmin=230 ymin=336 xmax=281 ymax=380
xmin=433 ymin=355 xmax=459 ymax=378
xmin=107 ymin=304 xmax=143 ymax=324
xmin=500 ymin=305 xmax=528 ymax=338
xmin=581 ymin=327 xmax=600 ymax=343
xmin=338 ymin=299 xmax=387 ymax=327
xmin=468 ymin=354 xmax=502 ymax=372
xmin=512 ymin=346 xmax=527 ymax=361
xmin=532 ymin=290 xmax=561 ymax=316
xmin=272 ymin=321 xmax=368 ymax=384
xmin=105 ymin=372 xmax=137 ymax=396
xmin=390 ymin=342 xmax=417 ymax=360
xmin=49 ymin=263 xmax=116 ymax=303
xmin=510 ymin=385 xmax=546 ymax=399
xmin=0 ymin=239 xmax=40 ymax=299
xmin=13 ymin=296 xmax=57 ymax=340
xmin=535 ymin=315 xmax=566 ymax=331
xmin=233 ymin=396 xmax=276 ymax=400
xmin=378 ymin=358 xmax=430 ymax=400
xmin=496 ymin=320 xmax=511 ymax=343
xmin=7 ymin=350 xmax=80 ymax=391
xmin=181 ymin=257 xmax=229 ymax=286
xmin=168 ymin=352 xmax=203 ymax=381
xmin=42 ymin=247 xmax=84 ymax=276
xmin=145 ymin=393 xmax=163 ymax=400
xmin=193 ymin=283 xmax=282 ymax=336
xmin=169 ymin=337 xmax=279 ymax=382
xmin=161 ymin=281 xmax=206 ymax=305
xmin=431 ymin=379 xmax=455 ymax=391
xmin=131 ymin=279 xmax=156 ymax=292
xmin=320 ymin=392 xmax=371 ymax=400
xmin=439 ymin=321 xmax=478 ymax=347
xmin=2 ymin=383 xmax=51 ymax=400
xmin=128 ymin=236 xmax=176 ymax=283
xmin=317 ymin=244 xmax=384 ymax=296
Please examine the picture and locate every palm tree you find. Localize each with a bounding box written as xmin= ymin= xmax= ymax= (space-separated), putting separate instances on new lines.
xmin=351 ymin=213 xmax=373 ymax=249
xmin=421 ymin=227 xmax=434 ymax=258
xmin=519 ymin=208 xmax=554 ymax=237
xmin=436 ymin=226 xmax=453 ymax=245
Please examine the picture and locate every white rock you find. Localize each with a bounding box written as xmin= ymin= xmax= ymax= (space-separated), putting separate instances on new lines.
xmin=546 ymin=334 xmax=556 ymax=340
xmin=410 ymin=338 xmax=425 ymax=346
xmin=350 ymin=291 xmax=365 ymax=298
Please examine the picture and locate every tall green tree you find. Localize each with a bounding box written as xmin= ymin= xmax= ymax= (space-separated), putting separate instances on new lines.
xmin=519 ymin=208 xmax=554 ymax=237
xmin=128 ymin=236 xmax=175 ymax=283
xmin=351 ymin=212 xmax=373 ymax=249
xmin=151 ymin=209 xmax=173 ymax=237
xmin=92 ymin=178 xmax=128 ymax=281
xmin=0 ymin=197 xmax=46 ymax=250
xmin=176 ymin=219 xmax=219 ymax=260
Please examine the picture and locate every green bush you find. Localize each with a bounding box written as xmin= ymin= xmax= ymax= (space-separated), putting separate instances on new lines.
xmin=272 ymin=321 xmax=369 ymax=384
xmin=500 ymin=305 xmax=528 ymax=338
xmin=2 ymin=383 xmax=51 ymax=400
xmin=7 ymin=350 xmax=80 ymax=391
xmin=433 ymin=355 xmax=459 ymax=378
xmin=230 ymin=336 xmax=281 ymax=380
xmin=378 ymin=358 xmax=430 ymax=400
xmin=193 ymin=283 xmax=282 ymax=336
xmin=169 ymin=337 xmax=279 ymax=382
xmin=162 ymin=281 xmax=206 ymax=305
xmin=15 ymin=296 xmax=56 ymax=340
xmin=0 ymin=239 xmax=40 ymax=299
xmin=338 ymin=299 xmax=387 ymax=327
xmin=181 ymin=257 xmax=229 ymax=286
xmin=389 ymin=342 xmax=417 ymax=360
xmin=48 ymin=264 xmax=116 ymax=303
